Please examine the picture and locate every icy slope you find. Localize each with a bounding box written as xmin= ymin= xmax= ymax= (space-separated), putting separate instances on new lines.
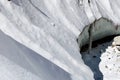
xmin=0 ymin=0 xmax=94 ymax=80
xmin=0 ymin=30 xmax=72 ymax=80
xmin=0 ymin=0 xmax=120 ymax=80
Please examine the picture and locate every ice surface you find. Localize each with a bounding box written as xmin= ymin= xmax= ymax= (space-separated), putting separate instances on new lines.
xmin=0 ymin=0 xmax=120 ymax=80
xmin=0 ymin=30 xmax=71 ymax=80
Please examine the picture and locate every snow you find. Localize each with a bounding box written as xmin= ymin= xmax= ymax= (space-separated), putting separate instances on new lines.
xmin=100 ymin=46 xmax=120 ymax=80
xmin=0 ymin=30 xmax=72 ymax=80
xmin=81 ymin=37 xmax=120 ymax=80
xmin=0 ymin=0 xmax=120 ymax=80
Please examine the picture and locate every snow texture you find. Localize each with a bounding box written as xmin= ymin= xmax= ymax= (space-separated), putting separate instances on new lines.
xmin=82 ymin=37 xmax=120 ymax=80
xmin=0 ymin=0 xmax=120 ymax=80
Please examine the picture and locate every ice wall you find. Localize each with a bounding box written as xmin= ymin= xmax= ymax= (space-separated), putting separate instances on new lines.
xmin=78 ymin=18 xmax=120 ymax=50
xmin=0 ymin=0 xmax=120 ymax=80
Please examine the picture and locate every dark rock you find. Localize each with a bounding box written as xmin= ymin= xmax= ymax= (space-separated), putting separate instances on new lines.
xmin=105 ymin=65 xmax=108 ymax=68
xmin=93 ymin=55 xmax=96 ymax=58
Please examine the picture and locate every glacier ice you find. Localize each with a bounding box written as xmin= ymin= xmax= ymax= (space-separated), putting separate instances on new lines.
xmin=0 ymin=0 xmax=120 ymax=80
xmin=78 ymin=18 xmax=120 ymax=51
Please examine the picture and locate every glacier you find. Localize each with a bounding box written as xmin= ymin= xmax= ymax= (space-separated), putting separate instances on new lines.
xmin=78 ymin=18 xmax=120 ymax=51
xmin=0 ymin=0 xmax=120 ymax=80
